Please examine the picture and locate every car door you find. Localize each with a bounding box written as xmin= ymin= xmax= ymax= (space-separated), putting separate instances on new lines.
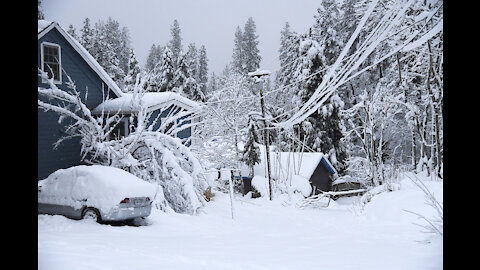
xmin=38 ymin=168 xmax=83 ymax=219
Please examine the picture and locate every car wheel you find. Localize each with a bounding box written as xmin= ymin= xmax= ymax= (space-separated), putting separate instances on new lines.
xmin=82 ymin=207 xmax=102 ymax=223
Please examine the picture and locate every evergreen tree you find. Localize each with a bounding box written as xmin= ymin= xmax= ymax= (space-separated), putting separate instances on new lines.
xmin=102 ymin=17 xmax=131 ymax=75
xmin=196 ymin=45 xmax=209 ymax=99
xmin=231 ymin=26 xmax=244 ymax=74
xmin=189 ymin=79 xmax=205 ymax=102
xmin=153 ymin=46 xmax=175 ymax=92
xmin=124 ymin=49 xmax=141 ymax=93
xmin=312 ymin=0 xmax=342 ymax=66
xmin=242 ymin=17 xmax=261 ymax=73
xmin=186 ymin=43 xmax=198 ymax=80
xmin=80 ymin=18 xmax=94 ymax=54
xmin=207 ymin=72 xmax=217 ymax=96
xmin=145 ymin=44 xmax=164 ymax=71
xmin=38 ymin=0 xmax=44 ymax=20
xmin=241 ymin=116 xmax=261 ymax=177
xmin=274 ymin=22 xmax=301 ymax=125
xmin=67 ymin=24 xmax=79 ymax=40
xmin=94 ymin=21 xmax=125 ymax=88
xmin=79 ymin=17 xmax=131 ymax=89
xmin=292 ymin=36 xmax=347 ymax=175
xmin=278 ymin=22 xmax=298 ymax=87
xmin=173 ymin=52 xmax=200 ymax=100
xmin=169 ymin=19 xmax=183 ymax=68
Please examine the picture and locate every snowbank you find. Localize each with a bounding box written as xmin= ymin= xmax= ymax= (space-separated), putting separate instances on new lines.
xmin=362 ymin=176 xmax=443 ymax=225
xmin=38 ymin=165 xmax=156 ymax=213
xmin=251 ymin=175 xmax=268 ymax=196
xmin=39 ymin=173 xmax=443 ymax=270
xmin=290 ymin=175 xmax=312 ymax=197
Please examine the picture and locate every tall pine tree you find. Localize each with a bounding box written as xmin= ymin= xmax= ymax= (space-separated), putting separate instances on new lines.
xmin=124 ymin=49 xmax=141 ymax=93
xmin=231 ymin=26 xmax=244 ymax=74
xmin=231 ymin=17 xmax=261 ymax=75
xmin=243 ymin=17 xmax=261 ymax=73
xmin=196 ymin=45 xmax=209 ymax=100
xmin=169 ymin=19 xmax=183 ymax=69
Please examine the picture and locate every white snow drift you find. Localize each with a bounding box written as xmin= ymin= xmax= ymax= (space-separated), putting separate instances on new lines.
xmin=38 ymin=173 xmax=442 ymax=270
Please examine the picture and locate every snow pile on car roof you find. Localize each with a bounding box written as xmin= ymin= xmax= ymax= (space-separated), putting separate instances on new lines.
xmin=38 ymin=165 xmax=156 ymax=214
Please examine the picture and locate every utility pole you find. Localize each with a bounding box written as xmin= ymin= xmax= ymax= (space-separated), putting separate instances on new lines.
xmin=248 ymin=69 xmax=273 ymax=200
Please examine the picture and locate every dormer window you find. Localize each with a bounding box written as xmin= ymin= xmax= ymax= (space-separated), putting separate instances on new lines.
xmin=41 ymin=42 xmax=62 ymax=83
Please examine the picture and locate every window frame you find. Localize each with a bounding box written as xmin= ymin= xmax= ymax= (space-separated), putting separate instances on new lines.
xmin=40 ymin=41 xmax=62 ymax=84
xmin=109 ymin=117 xmax=129 ymax=141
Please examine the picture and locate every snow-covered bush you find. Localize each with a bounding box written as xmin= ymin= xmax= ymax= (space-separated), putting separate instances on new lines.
xmin=38 ymin=70 xmax=207 ymax=214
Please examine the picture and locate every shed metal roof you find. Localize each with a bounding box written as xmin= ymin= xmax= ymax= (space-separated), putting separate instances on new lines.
xmin=320 ymin=156 xmax=337 ymax=175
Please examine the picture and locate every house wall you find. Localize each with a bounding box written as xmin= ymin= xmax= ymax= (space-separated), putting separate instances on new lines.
xmin=38 ymin=27 xmax=119 ymax=180
xmin=309 ymin=161 xmax=333 ymax=193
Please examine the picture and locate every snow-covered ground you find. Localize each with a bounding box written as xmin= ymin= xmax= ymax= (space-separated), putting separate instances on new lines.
xmin=38 ymin=174 xmax=442 ymax=270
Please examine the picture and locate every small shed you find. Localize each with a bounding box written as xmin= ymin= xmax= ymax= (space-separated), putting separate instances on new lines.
xmin=253 ymin=148 xmax=337 ymax=196
xmin=309 ymin=155 xmax=337 ymax=194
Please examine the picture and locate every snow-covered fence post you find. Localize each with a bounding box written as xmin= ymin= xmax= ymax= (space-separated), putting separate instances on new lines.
xmin=229 ymin=170 xmax=235 ymax=220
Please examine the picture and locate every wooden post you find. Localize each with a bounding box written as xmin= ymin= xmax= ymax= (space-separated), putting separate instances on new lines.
xmin=259 ymin=82 xmax=273 ymax=201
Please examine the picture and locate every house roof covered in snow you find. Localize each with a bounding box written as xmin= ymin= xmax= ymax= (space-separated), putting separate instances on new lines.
xmin=38 ymin=20 xmax=123 ymax=98
xmin=92 ymin=92 xmax=201 ymax=114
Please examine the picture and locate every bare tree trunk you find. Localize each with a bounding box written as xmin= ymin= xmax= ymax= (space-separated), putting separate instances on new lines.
xmin=426 ymin=39 xmax=442 ymax=178
xmin=396 ymin=52 xmax=402 ymax=86
xmin=412 ymin=129 xmax=417 ymax=171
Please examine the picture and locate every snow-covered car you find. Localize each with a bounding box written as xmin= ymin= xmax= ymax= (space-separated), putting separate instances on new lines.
xmin=38 ymin=165 xmax=156 ymax=223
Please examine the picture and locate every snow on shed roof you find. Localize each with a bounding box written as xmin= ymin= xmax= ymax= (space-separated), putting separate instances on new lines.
xmin=38 ymin=20 xmax=123 ymax=98
xmin=93 ymin=92 xmax=201 ymax=114
xmin=254 ymin=147 xmax=337 ymax=181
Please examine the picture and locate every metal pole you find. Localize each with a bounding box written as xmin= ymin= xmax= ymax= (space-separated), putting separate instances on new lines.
xmin=258 ymin=81 xmax=273 ymax=200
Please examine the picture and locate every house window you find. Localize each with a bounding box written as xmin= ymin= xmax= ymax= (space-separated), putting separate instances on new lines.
xmin=109 ymin=118 xmax=129 ymax=140
xmin=41 ymin=42 xmax=62 ymax=83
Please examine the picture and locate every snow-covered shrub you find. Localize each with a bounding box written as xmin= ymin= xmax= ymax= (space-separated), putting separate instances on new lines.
xmin=251 ymin=175 xmax=268 ymax=197
xmin=91 ymin=130 xmax=208 ymax=214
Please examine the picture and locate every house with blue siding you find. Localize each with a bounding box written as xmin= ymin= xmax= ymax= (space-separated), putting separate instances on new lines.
xmin=38 ymin=20 xmax=124 ymax=180
xmin=38 ymin=20 xmax=200 ymax=180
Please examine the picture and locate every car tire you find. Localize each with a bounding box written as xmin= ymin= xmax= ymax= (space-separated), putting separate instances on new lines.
xmin=82 ymin=207 xmax=102 ymax=223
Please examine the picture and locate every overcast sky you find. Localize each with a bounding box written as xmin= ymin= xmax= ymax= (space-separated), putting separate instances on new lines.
xmin=42 ymin=0 xmax=321 ymax=76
